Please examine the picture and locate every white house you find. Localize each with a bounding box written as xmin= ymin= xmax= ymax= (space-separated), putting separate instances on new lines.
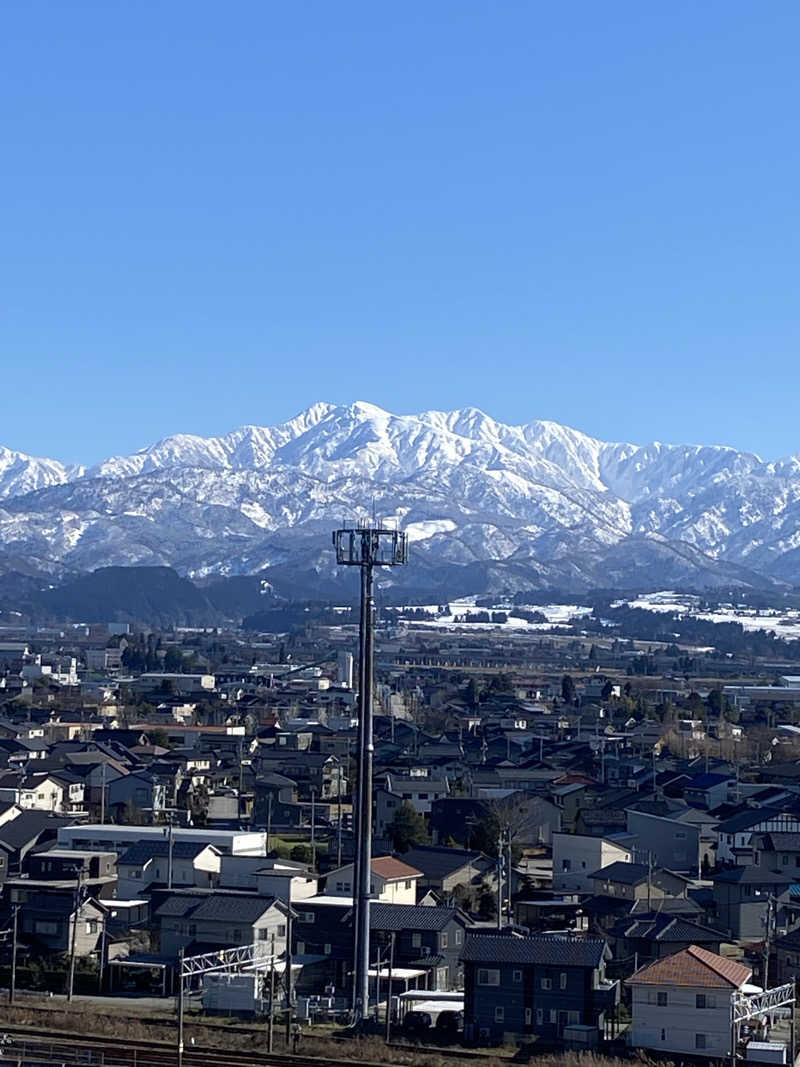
xmin=715 ymin=809 xmax=800 ymax=865
xmin=117 ymin=841 xmax=222 ymax=897
xmin=324 ymin=855 xmax=422 ymax=904
xmin=627 ymin=945 xmax=752 ymax=1058
xmin=552 ymin=832 xmax=632 ymax=893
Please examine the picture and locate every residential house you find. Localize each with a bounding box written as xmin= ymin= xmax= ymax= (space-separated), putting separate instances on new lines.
xmin=552 ymin=833 xmax=632 ymax=893
xmin=715 ymin=808 xmax=800 ymax=866
xmin=155 ymin=890 xmax=289 ymax=957
xmin=463 ymin=932 xmax=617 ymax=1044
xmin=117 ymin=841 xmax=221 ymax=898
xmin=399 ymin=845 xmax=494 ymax=899
xmin=712 ymin=866 xmax=791 ymax=940
xmin=292 ymin=898 xmax=472 ymax=994
xmin=588 ymin=862 xmax=689 ymax=903
xmin=626 ymin=809 xmax=700 ymax=874
xmin=323 ymin=856 xmax=422 ymax=903
xmin=627 ymin=945 xmax=752 ymax=1058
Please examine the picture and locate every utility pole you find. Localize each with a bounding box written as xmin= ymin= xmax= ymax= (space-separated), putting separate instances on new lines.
xmin=100 ymin=760 xmax=106 ymax=825
xmin=98 ymin=912 xmax=106 ymax=993
xmin=310 ymin=787 xmax=317 ymax=872
xmin=333 ymin=521 xmax=408 ymax=1026
xmin=177 ymin=948 xmax=185 ymax=1067
xmin=506 ymin=835 xmax=513 ymax=924
xmin=167 ymin=816 xmax=175 ymax=890
xmin=67 ymin=865 xmax=84 ymax=1001
xmin=385 ymin=931 xmax=395 ymax=1044
xmin=283 ymin=907 xmax=293 ymax=1048
xmin=496 ymin=831 xmax=505 ymax=931
xmin=267 ymin=793 xmax=273 ymax=855
xmin=267 ymin=933 xmax=276 ymax=1053
xmin=9 ymin=905 xmax=19 ymax=1005
xmin=336 ymin=760 xmax=343 ymax=869
xmin=764 ymin=894 xmax=775 ymax=990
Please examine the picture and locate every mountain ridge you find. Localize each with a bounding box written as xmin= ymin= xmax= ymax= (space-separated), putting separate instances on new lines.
xmin=1 ymin=402 xmax=799 ymax=594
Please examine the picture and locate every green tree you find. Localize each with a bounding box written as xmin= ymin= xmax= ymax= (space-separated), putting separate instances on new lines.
xmin=561 ymin=674 xmax=577 ymax=705
xmin=388 ymin=801 xmax=430 ymax=852
xmin=163 ymin=647 xmax=183 ymax=672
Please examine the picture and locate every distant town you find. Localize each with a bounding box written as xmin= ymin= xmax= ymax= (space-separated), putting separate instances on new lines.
xmin=2 ymin=579 xmax=800 ymax=1065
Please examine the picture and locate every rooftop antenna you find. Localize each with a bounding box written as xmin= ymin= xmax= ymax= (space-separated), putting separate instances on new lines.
xmin=332 ymin=517 xmax=408 ymax=1027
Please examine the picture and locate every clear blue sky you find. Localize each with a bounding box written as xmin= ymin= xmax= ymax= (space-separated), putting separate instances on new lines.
xmin=3 ymin=1 xmax=799 ymax=464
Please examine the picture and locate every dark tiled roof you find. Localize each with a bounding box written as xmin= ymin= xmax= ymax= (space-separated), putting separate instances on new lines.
xmin=401 ymin=846 xmax=486 ymax=880
xmin=713 ymin=866 xmax=791 ymax=885
xmin=189 ymin=894 xmax=277 ymax=924
xmin=119 ymin=841 xmax=214 ymax=865
xmin=155 ymin=891 xmax=278 ymax=924
xmin=463 ymin=933 xmax=607 ymax=967
xmin=589 ymin=861 xmax=649 ymax=885
xmin=369 ymin=903 xmax=468 ymax=932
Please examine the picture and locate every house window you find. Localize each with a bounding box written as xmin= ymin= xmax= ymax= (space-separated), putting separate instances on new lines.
xmin=661 ymin=1030 xmax=666 ymax=1042
xmin=86 ymin=920 xmax=98 ymax=934
xmin=696 ymin=1034 xmax=707 ymax=1050
xmin=513 ymin=969 xmax=522 ymax=983
xmin=455 ymin=930 xmax=462 ymax=945
xmin=412 ymin=933 xmax=422 ymax=948
xmin=477 ymin=969 xmax=500 ymax=986
xmin=536 ymin=1008 xmax=543 ymax=1025
xmin=324 ymin=943 xmax=332 ymax=955
xmin=657 ymin=992 xmax=667 ymax=1006
xmin=495 ymin=1006 xmax=504 ymax=1023
xmin=404 ymin=880 xmax=412 ymax=889
xmin=568 ymin=1011 xmax=579 ymax=1025
xmin=297 ymin=941 xmax=306 ymax=954
xmin=35 ymin=920 xmax=58 ymax=935
xmin=301 ymin=912 xmax=315 ymax=923
xmin=696 ymin=994 xmax=706 ymax=1009
xmin=525 ymin=1008 xmax=532 ymax=1025
xmin=440 ymin=933 xmax=448 ymax=949
xmin=277 ymin=925 xmax=286 ymax=937
xmin=541 ymin=977 xmax=552 ymax=990
xmin=560 ymin=972 xmax=567 ymax=990
xmin=549 ymin=1010 xmax=557 ymax=1024
xmin=562 ymin=859 xmax=571 ymax=871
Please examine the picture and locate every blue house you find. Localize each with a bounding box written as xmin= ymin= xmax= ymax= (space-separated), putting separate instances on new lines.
xmin=463 ymin=932 xmax=618 ymax=1044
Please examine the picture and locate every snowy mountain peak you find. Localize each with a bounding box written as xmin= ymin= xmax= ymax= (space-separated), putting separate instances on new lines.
xmin=0 ymin=402 xmax=798 ymax=590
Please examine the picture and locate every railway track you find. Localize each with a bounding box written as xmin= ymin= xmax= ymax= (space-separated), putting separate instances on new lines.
xmin=0 ymin=1026 xmax=405 ymax=1067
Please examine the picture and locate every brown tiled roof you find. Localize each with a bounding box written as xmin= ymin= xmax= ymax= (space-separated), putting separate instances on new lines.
xmin=626 ymin=945 xmax=751 ymax=989
xmin=371 ymin=856 xmax=423 ymax=881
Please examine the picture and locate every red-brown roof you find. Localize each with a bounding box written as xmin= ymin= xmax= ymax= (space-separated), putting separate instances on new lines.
xmin=371 ymin=856 xmax=423 ymax=881
xmin=626 ymin=945 xmax=751 ymax=989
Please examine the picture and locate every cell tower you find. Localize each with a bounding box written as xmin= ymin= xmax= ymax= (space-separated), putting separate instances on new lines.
xmin=332 ymin=519 xmax=408 ymax=1025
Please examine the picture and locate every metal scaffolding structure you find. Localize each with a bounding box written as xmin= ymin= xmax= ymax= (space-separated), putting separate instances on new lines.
xmin=180 ymin=940 xmax=276 ymax=979
xmin=332 ymin=520 xmax=408 ymax=1025
xmin=730 ymin=982 xmax=796 ymax=1067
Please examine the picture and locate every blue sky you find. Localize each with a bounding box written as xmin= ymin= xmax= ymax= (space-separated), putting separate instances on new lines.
xmin=2 ymin=2 xmax=799 ymax=463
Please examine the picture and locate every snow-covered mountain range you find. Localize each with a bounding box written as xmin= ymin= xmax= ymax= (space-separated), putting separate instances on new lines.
xmin=2 ymin=401 xmax=800 ymax=595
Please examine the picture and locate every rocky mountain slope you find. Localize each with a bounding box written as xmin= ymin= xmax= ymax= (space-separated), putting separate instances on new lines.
xmin=1 ymin=401 xmax=799 ymax=596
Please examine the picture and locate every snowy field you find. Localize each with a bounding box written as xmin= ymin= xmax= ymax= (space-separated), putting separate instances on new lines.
xmin=402 ymin=599 xmax=593 ymax=632
xmin=622 ymin=591 xmax=800 ymax=641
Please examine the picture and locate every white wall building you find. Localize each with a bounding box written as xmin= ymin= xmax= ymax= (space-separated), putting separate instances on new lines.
xmin=628 ymin=945 xmax=753 ymax=1059
xmin=58 ymin=824 xmax=267 ymax=857
xmin=324 ymin=856 xmax=422 ymax=904
xmin=552 ymin=832 xmax=632 ymax=893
